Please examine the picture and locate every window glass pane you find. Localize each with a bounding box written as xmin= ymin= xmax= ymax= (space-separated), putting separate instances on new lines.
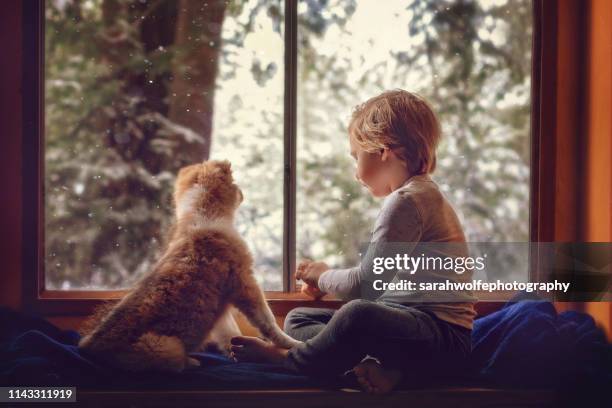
xmin=44 ymin=0 xmax=284 ymax=290
xmin=296 ymin=0 xmax=532 ymax=281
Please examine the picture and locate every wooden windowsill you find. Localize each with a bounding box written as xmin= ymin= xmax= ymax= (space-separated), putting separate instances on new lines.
xmin=28 ymin=289 xmax=515 ymax=317
xmin=38 ymin=289 xmax=519 ymax=301
xmin=27 ymin=290 xmax=345 ymax=316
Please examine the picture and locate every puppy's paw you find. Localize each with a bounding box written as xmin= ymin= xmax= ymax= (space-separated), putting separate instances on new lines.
xmin=203 ymin=341 xmax=233 ymax=358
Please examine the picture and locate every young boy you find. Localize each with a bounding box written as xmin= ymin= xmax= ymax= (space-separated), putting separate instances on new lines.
xmin=230 ymin=89 xmax=477 ymax=394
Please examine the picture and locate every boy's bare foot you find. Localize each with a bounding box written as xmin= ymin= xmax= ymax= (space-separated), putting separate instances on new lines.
xmin=230 ymin=336 xmax=289 ymax=364
xmin=353 ymin=359 xmax=403 ymax=394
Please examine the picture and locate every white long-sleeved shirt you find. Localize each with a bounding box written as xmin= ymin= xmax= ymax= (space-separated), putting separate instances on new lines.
xmin=318 ymin=174 xmax=477 ymax=329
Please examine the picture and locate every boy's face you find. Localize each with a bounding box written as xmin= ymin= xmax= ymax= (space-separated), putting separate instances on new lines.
xmin=349 ymin=136 xmax=393 ymax=197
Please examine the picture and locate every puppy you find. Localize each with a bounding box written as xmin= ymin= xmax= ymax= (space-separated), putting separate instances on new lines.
xmin=78 ymin=160 xmax=301 ymax=372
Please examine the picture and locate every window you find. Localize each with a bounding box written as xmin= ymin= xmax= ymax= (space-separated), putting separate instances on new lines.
xmin=295 ymin=1 xmax=533 ymax=285
xmin=39 ymin=0 xmax=533 ymax=298
xmin=45 ymin=0 xmax=287 ymax=291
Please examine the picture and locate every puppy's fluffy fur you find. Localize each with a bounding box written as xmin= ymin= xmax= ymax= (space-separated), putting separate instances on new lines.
xmin=78 ymin=160 xmax=300 ymax=372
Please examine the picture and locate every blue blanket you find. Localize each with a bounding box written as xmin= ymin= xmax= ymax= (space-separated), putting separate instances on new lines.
xmin=0 ymin=307 xmax=326 ymax=390
xmin=1 ymin=293 xmax=611 ymax=393
xmin=470 ymin=295 xmax=612 ymax=391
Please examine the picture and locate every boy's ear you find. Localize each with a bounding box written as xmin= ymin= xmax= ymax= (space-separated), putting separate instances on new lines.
xmin=380 ymin=147 xmax=390 ymax=162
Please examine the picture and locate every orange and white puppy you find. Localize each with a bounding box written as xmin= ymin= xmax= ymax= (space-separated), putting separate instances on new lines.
xmin=78 ymin=160 xmax=301 ymax=372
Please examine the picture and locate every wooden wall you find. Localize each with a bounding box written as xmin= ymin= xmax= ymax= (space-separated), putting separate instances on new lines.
xmin=582 ymin=0 xmax=612 ymax=335
xmin=0 ymin=1 xmax=23 ymax=312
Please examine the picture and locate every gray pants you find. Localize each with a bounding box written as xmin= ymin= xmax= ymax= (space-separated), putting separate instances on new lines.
xmin=283 ymin=299 xmax=471 ymax=381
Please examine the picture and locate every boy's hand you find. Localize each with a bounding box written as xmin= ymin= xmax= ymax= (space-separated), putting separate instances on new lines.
xmin=301 ymin=283 xmax=325 ymax=299
xmin=296 ymin=259 xmax=330 ymax=289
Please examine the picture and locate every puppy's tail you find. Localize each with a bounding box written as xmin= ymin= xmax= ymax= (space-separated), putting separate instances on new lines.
xmin=78 ymin=300 xmax=118 ymax=337
xmin=77 ymin=300 xmax=117 ymax=353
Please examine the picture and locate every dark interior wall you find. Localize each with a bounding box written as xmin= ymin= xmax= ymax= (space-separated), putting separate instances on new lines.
xmin=0 ymin=1 xmax=23 ymax=311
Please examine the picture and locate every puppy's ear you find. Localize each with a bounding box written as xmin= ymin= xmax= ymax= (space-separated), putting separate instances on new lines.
xmin=219 ymin=160 xmax=231 ymax=171
xmin=214 ymin=160 xmax=232 ymax=176
xmin=177 ymin=163 xmax=198 ymax=179
xmin=177 ymin=166 xmax=189 ymax=177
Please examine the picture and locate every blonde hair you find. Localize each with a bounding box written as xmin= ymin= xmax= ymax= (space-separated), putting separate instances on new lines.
xmin=348 ymin=89 xmax=441 ymax=175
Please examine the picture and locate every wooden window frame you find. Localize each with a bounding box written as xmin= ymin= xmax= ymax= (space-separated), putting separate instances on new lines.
xmin=22 ymin=0 xmax=551 ymax=316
